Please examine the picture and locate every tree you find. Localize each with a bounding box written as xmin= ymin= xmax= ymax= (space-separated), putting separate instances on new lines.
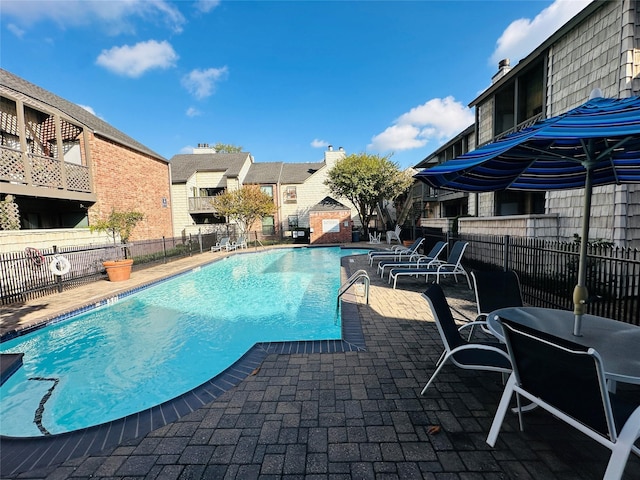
xmin=212 ymin=185 xmax=276 ymax=237
xmin=90 ymin=209 xmax=144 ymax=244
xmin=213 ymin=143 xmax=243 ymax=153
xmin=324 ymin=153 xmax=414 ymax=233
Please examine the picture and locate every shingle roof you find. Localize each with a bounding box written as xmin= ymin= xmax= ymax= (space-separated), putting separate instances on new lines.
xmin=242 ymin=161 xmax=326 ymax=185
xmin=0 ymin=68 xmax=166 ymax=163
xmin=280 ymin=162 xmax=325 ymax=184
xmin=309 ymin=196 xmax=350 ymax=211
xmin=169 ymin=153 xmax=252 ymax=183
xmin=244 ymin=162 xmax=283 ymax=184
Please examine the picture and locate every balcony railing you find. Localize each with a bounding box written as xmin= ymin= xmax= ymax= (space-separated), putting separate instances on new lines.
xmin=0 ymin=146 xmax=91 ymax=193
xmin=494 ymin=112 xmax=544 ymax=142
xmin=188 ymin=196 xmax=218 ymax=212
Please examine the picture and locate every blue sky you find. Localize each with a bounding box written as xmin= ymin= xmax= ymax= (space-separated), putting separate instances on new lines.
xmin=1 ymin=0 xmax=592 ymax=169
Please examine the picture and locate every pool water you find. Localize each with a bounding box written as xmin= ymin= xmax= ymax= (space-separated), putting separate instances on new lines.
xmin=0 ymin=247 xmax=365 ymax=437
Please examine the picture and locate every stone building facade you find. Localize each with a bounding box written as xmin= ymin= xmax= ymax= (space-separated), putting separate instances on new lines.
xmin=417 ymin=0 xmax=640 ymax=248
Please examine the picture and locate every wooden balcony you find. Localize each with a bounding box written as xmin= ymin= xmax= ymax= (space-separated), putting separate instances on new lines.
xmin=0 ymin=145 xmax=94 ymax=201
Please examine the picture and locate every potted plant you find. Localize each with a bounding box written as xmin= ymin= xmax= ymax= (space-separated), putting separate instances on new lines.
xmin=90 ymin=209 xmax=144 ymax=281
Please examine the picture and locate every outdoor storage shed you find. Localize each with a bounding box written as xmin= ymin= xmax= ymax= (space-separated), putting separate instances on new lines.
xmin=309 ymin=197 xmax=353 ymax=244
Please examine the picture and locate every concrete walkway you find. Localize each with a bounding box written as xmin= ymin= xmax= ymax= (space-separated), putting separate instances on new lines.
xmin=1 ymin=245 xmax=639 ymax=479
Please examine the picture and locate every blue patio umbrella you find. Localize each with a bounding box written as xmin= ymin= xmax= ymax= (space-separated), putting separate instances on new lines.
xmin=414 ymin=95 xmax=640 ymax=336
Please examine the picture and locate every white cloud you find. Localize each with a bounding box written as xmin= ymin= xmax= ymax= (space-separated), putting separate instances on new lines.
xmin=186 ymin=107 xmax=201 ymax=117
xmin=368 ymin=96 xmax=474 ymax=152
xmin=0 ymin=0 xmax=185 ymax=34
xmin=96 ymin=40 xmax=178 ymax=78
xmin=7 ymin=23 xmax=25 ymax=38
xmin=194 ymin=0 xmax=221 ymax=14
xmin=181 ymin=67 xmax=229 ymax=99
xmin=78 ymin=104 xmax=97 ymax=116
xmin=180 ymin=145 xmax=195 ymax=154
xmin=490 ymin=0 xmax=592 ymax=66
xmin=311 ymin=139 xmax=329 ymax=148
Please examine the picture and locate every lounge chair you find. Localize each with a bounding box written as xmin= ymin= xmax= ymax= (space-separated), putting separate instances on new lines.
xmin=368 ymin=237 xmax=424 ymax=266
xmin=377 ymin=241 xmax=447 ymax=279
xmin=386 ymin=225 xmax=401 ymax=244
xmin=389 ymin=240 xmax=471 ymax=289
xmin=487 ymin=317 xmax=640 ymax=479
xmin=232 ymin=236 xmax=247 ymax=249
xmin=420 ymin=284 xmax=511 ymax=394
xmin=211 ymin=236 xmax=230 ymax=252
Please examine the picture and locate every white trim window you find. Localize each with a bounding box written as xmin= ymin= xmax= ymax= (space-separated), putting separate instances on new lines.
xmin=284 ymin=186 xmax=297 ymax=203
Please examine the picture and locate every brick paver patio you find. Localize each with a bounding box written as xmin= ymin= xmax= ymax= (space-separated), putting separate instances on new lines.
xmin=1 ymin=246 xmax=639 ymax=479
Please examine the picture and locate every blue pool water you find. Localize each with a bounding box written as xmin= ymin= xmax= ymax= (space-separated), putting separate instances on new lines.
xmin=0 ymin=247 xmax=365 ymax=437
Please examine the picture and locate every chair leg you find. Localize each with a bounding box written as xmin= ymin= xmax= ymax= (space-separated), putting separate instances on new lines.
xmin=604 ymin=449 xmax=632 ymax=480
xmin=421 ymin=353 xmax=452 ymax=395
xmin=603 ymin=407 xmax=640 ymax=479
xmin=487 ymin=373 xmax=517 ymax=447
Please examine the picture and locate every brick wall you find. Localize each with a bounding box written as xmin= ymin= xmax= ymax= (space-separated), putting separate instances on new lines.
xmin=87 ymin=133 xmax=173 ymax=241
xmin=309 ymin=210 xmax=352 ymax=244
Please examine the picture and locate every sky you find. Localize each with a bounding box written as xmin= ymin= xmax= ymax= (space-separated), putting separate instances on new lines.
xmin=1 ymin=0 xmax=593 ymax=169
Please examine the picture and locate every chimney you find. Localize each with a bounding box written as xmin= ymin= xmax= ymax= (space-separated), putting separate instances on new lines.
xmin=324 ymin=145 xmax=346 ymax=166
xmin=491 ymin=58 xmax=512 ymax=84
xmin=194 ymin=143 xmax=217 ymax=154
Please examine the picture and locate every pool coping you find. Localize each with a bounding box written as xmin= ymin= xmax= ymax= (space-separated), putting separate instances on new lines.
xmin=0 ymin=248 xmax=368 ymax=477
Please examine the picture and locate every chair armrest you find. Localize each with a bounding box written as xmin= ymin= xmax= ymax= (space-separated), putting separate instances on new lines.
xmin=457 ymin=320 xmax=490 ymax=332
xmin=448 ymin=343 xmax=511 ymax=362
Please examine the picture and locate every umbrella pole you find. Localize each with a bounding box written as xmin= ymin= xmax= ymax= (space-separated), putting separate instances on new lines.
xmin=573 ymin=167 xmax=593 ymax=336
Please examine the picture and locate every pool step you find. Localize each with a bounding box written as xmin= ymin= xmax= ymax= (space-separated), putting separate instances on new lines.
xmin=0 ymin=352 xmax=24 ymax=386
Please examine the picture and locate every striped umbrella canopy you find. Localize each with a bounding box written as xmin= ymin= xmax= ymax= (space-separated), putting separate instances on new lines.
xmin=414 ymin=95 xmax=640 ymax=335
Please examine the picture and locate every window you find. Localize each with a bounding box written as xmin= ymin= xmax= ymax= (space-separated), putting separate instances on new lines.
xmin=261 ymin=186 xmax=273 ymax=198
xmin=288 ymin=215 xmax=299 ymax=229
xmin=262 ymin=215 xmax=275 ymax=235
xmin=199 ymin=187 xmax=223 ymax=197
xmin=495 ymin=191 xmax=545 ymax=216
xmin=284 ymin=186 xmax=297 ymax=203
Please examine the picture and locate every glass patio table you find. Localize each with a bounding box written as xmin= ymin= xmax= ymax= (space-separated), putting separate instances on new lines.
xmin=487 ymin=307 xmax=640 ymax=386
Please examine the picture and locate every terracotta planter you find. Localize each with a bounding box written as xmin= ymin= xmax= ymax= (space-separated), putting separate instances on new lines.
xmin=103 ymin=259 xmax=134 ymax=282
xmin=402 ymin=240 xmax=413 ymax=247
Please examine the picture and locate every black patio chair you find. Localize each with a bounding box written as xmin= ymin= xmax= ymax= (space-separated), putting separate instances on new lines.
xmin=469 ymin=269 xmax=524 ymax=340
xmin=487 ymin=317 xmax=640 ymax=479
xmin=420 ymin=284 xmax=511 ymax=395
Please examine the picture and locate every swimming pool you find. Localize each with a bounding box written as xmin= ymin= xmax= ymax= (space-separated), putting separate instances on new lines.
xmin=0 ymin=247 xmax=365 ymax=437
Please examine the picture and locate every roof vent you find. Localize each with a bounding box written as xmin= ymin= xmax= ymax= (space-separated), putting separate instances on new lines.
xmin=328 ymin=145 xmax=333 ymax=151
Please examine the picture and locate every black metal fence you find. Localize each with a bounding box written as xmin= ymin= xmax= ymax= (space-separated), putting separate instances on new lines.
xmin=0 ymin=231 xmax=230 ymax=306
xmin=415 ymin=228 xmax=640 ymax=326
xmin=3 ymin=227 xmax=639 ymax=326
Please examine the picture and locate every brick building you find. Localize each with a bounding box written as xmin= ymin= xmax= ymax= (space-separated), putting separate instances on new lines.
xmin=0 ymin=69 xmax=173 ymax=247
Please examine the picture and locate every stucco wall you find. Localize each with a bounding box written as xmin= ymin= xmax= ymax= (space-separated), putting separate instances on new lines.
xmin=0 ymin=229 xmax=112 ymax=253
xmin=458 ymin=214 xmax=560 ymax=240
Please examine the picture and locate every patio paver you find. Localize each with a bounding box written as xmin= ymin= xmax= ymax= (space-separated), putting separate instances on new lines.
xmin=1 ymin=245 xmax=639 ymax=479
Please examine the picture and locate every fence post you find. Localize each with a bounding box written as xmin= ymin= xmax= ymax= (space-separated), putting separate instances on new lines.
xmin=198 ymin=229 xmax=203 ymax=254
xmin=503 ymin=235 xmax=510 ymax=271
xmin=53 ymin=245 xmax=63 ymax=293
xmin=162 ymin=236 xmax=167 ymax=263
